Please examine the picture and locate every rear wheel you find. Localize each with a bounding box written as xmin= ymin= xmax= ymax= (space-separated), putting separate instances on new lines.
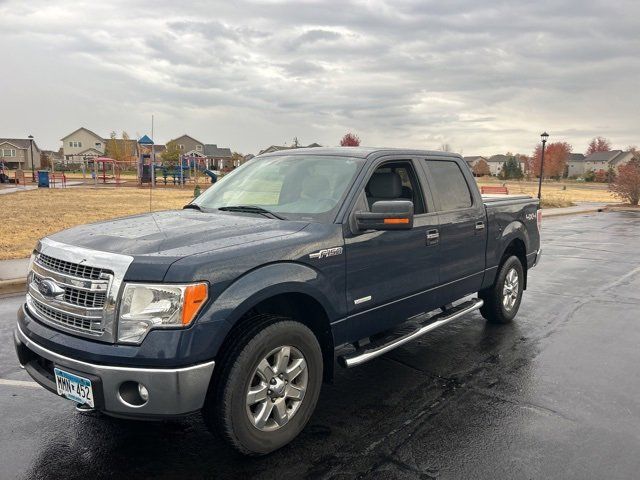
xmin=203 ymin=316 xmax=323 ymax=455
xmin=479 ymin=255 xmax=524 ymax=324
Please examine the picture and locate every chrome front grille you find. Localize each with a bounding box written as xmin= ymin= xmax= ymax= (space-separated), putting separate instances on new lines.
xmin=32 ymin=274 xmax=107 ymax=308
xmin=37 ymin=253 xmax=107 ymax=280
xmin=29 ymin=296 xmax=103 ymax=335
xmin=25 ymin=239 xmax=133 ymax=343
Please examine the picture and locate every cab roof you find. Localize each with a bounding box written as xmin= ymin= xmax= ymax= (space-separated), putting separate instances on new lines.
xmin=257 ymin=146 xmax=462 ymax=160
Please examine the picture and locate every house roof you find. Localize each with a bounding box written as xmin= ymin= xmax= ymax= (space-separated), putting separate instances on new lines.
xmin=488 ymin=154 xmax=509 ymax=162
xmin=138 ymin=134 xmax=154 ymax=145
xmin=584 ymin=150 xmax=623 ymax=162
xmin=60 ymin=127 xmax=103 ymax=142
xmin=204 ymin=144 xmax=232 ymax=157
xmin=0 ymin=138 xmax=40 ymax=151
xmin=463 ymin=156 xmax=486 ymax=163
xmin=169 ymin=134 xmax=204 ymax=146
xmin=567 ymin=153 xmax=586 ymax=162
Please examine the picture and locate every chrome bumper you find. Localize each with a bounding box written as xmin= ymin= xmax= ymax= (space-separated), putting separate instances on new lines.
xmin=14 ymin=323 xmax=215 ymax=418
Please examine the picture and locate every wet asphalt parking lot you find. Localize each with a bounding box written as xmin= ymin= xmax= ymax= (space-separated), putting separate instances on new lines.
xmin=1 ymin=211 xmax=640 ymax=479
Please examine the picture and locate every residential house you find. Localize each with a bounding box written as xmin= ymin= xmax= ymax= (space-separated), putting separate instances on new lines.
xmin=61 ymin=127 xmax=105 ymax=164
xmin=583 ymin=150 xmax=634 ymax=174
xmin=566 ymin=153 xmax=586 ymax=177
xmin=486 ymin=155 xmax=509 ymax=176
xmin=258 ymin=142 xmax=321 ymax=155
xmin=203 ymin=144 xmax=233 ymax=170
xmin=486 ymin=154 xmax=527 ymax=176
xmin=168 ymin=134 xmax=205 ymax=156
xmin=0 ymin=138 xmax=41 ymax=170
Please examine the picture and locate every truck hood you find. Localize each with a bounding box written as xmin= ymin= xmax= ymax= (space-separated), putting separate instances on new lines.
xmin=47 ymin=209 xmax=308 ymax=257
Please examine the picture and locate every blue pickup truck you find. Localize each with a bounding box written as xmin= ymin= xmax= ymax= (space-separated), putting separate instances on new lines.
xmin=14 ymin=148 xmax=541 ymax=455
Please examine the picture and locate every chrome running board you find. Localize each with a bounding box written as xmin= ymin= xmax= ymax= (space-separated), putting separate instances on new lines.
xmin=338 ymin=299 xmax=484 ymax=368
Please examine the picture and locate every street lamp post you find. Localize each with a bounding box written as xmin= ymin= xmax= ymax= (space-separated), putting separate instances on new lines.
xmin=537 ymin=132 xmax=549 ymax=200
xmin=28 ymin=135 xmax=35 ymax=183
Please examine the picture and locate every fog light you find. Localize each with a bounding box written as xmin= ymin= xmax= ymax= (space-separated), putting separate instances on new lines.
xmin=118 ymin=381 xmax=149 ymax=407
xmin=138 ymin=384 xmax=149 ymax=402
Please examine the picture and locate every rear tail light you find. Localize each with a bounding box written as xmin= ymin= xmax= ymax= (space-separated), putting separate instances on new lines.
xmin=537 ymin=209 xmax=542 ymax=231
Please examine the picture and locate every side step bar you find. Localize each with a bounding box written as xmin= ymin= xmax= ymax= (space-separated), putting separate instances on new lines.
xmin=338 ymin=299 xmax=484 ymax=368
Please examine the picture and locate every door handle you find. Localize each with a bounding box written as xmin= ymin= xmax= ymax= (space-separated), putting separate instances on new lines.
xmin=426 ymin=229 xmax=440 ymax=245
xmin=475 ymin=222 xmax=485 ymax=230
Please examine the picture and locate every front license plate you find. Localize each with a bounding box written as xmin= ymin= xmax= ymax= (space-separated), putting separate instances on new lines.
xmin=54 ymin=367 xmax=94 ymax=408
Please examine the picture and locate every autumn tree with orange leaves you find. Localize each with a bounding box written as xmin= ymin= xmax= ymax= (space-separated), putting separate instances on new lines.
xmin=586 ymin=137 xmax=611 ymax=155
xmin=530 ymin=142 xmax=572 ymax=179
xmin=340 ymin=133 xmax=361 ymax=147
xmin=609 ymin=155 xmax=640 ymax=205
xmin=472 ymin=159 xmax=491 ymax=177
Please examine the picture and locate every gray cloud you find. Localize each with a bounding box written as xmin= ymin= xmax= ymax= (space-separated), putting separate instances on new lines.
xmin=0 ymin=0 xmax=639 ymax=156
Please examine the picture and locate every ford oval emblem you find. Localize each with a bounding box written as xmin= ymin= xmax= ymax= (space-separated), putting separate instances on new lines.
xmin=38 ymin=279 xmax=65 ymax=298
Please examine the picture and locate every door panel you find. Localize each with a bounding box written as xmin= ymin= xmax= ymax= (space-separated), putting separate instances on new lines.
xmin=343 ymin=158 xmax=441 ymax=341
xmin=421 ymin=159 xmax=487 ymax=304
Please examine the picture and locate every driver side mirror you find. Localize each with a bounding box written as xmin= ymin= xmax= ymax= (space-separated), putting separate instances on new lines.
xmin=355 ymin=200 xmax=414 ymax=231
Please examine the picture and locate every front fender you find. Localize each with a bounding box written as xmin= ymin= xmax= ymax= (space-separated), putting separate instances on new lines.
xmin=205 ymin=261 xmax=341 ymax=328
xmin=181 ymin=262 xmax=342 ymax=362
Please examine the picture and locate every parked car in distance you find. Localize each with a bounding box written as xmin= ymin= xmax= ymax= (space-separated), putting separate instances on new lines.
xmin=15 ymin=147 xmax=541 ymax=455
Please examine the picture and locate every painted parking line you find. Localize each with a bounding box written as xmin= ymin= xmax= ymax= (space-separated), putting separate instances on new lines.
xmin=0 ymin=378 xmax=40 ymax=388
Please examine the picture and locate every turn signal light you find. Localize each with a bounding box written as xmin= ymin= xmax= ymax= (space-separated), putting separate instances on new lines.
xmin=182 ymin=283 xmax=209 ymax=325
xmin=383 ymin=218 xmax=410 ymax=224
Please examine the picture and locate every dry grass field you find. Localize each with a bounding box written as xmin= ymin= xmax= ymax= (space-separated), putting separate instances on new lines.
xmin=476 ymin=178 xmax=617 ymax=207
xmin=0 ymin=179 xmax=619 ymax=260
xmin=0 ymin=187 xmax=196 ymax=260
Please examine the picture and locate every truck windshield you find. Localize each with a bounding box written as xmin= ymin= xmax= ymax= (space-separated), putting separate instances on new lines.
xmin=192 ymin=155 xmax=364 ymax=222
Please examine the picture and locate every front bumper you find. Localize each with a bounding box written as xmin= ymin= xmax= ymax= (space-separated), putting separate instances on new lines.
xmin=14 ymin=323 xmax=215 ymax=418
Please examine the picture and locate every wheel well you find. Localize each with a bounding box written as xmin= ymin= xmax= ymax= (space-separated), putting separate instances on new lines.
xmin=503 ymin=238 xmax=528 ymax=289
xmin=220 ymin=293 xmax=335 ymax=383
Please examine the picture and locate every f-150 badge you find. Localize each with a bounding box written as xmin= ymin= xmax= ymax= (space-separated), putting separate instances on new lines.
xmin=309 ymin=247 xmax=343 ymax=259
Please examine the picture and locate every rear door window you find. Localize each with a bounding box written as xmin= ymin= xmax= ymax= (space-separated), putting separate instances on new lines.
xmin=425 ymin=161 xmax=473 ymax=211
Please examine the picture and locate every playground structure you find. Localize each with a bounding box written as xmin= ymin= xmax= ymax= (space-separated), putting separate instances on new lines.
xmin=87 ymin=157 xmax=130 ymax=186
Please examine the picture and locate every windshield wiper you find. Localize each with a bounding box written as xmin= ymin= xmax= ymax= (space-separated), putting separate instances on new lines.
xmin=183 ymin=204 xmax=203 ymax=211
xmin=218 ymin=205 xmax=287 ymax=220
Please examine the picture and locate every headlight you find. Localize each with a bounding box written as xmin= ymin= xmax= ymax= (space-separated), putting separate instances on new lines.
xmin=117 ymin=282 xmax=208 ymax=344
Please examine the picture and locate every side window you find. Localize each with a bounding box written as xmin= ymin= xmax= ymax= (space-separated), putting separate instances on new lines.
xmin=426 ymin=161 xmax=472 ymax=211
xmin=364 ymin=161 xmax=425 ymax=214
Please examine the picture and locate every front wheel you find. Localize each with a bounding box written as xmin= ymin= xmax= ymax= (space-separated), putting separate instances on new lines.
xmin=203 ymin=316 xmax=323 ymax=455
xmin=479 ymin=255 xmax=524 ymax=324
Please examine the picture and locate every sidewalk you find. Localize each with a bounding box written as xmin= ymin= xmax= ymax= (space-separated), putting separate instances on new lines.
xmin=0 ymin=258 xmax=30 ymax=294
xmin=542 ymin=202 xmax=609 ymax=218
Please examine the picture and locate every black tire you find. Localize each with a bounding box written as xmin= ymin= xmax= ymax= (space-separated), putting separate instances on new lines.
xmin=203 ymin=315 xmax=323 ymax=455
xmin=479 ymin=255 xmax=524 ymax=324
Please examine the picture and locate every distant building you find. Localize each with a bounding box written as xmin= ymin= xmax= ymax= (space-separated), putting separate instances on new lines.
xmin=583 ymin=150 xmax=634 ymax=174
xmin=60 ymin=127 xmax=105 ymax=164
xmin=0 ymin=138 xmax=41 ymax=170
xmin=165 ymin=134 xmax=234 ymax=169
xmin=204 ymin=144 xmax=233 ymax=170
xmin=566 ymin=153 xmax=586 ymax=177
xmin=168 ymin=134 xmax=204 ymax=156
xmin=486 ymin=154 xmax=527 ymax=176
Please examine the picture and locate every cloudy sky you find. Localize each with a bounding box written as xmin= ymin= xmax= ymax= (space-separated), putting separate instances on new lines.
xmin=1 ymin=0 xmax=638 ymax=156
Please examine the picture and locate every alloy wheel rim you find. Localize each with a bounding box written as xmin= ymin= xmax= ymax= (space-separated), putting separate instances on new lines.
xmin=245 ymin=345 xmax=308 ymax=432
xmin=502 ymin=268 xmax=519 ymax=311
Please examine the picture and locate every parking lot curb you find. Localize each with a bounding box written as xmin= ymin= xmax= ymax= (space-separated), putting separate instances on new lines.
xmin=0 ymin=278 xmax=27 ymax=295
xmin=542 ymin=206 xmax=607 ymax=218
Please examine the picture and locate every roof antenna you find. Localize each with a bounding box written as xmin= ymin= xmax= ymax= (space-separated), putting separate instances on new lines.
xmin=149 ymin=114 xmax=154 ymax=213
